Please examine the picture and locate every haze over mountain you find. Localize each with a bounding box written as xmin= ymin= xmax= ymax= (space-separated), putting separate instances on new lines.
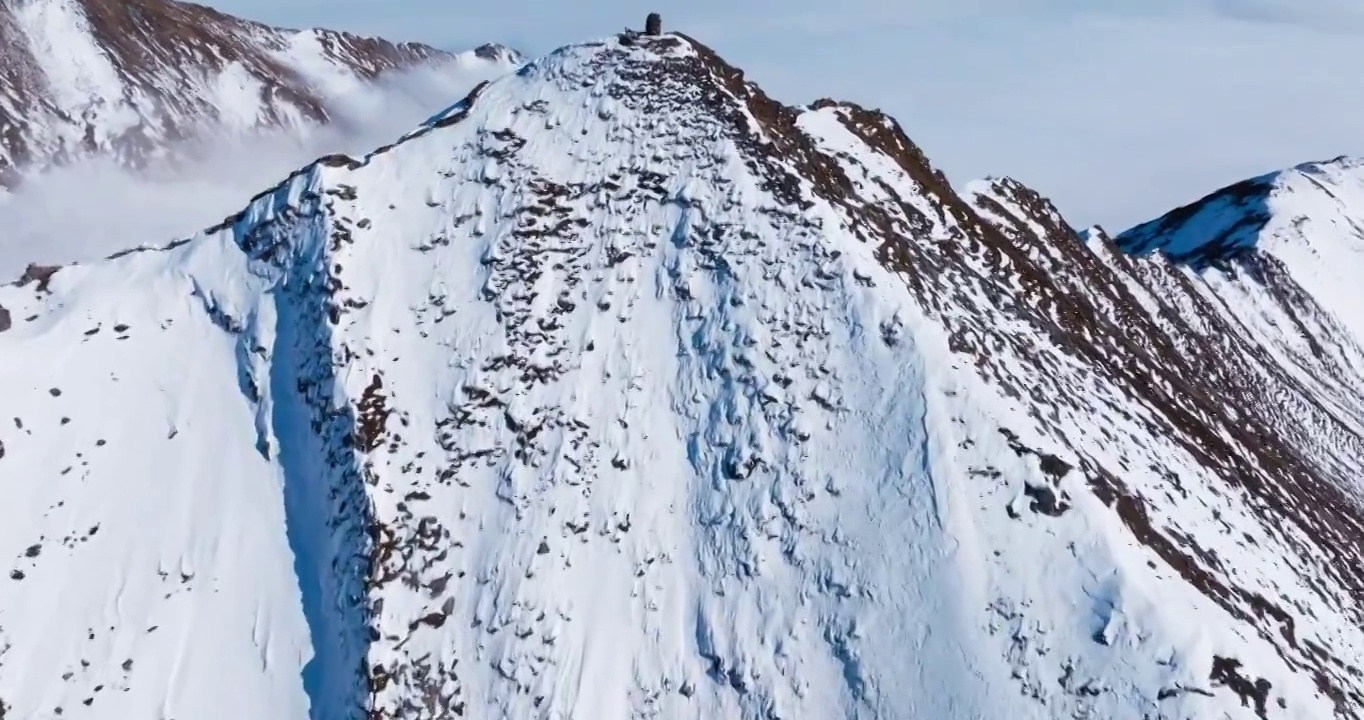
xmin=0 ymin=0 xmax=522 ymax=179
xmin=0 ymin=0 xmax=521 ymax=278
xmin=1 ymin=13 xmax=1362 ymax=720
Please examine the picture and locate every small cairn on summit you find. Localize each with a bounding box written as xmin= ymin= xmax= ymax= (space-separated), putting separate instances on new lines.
xmin=645 ymin=12 xmax=662 ymax=35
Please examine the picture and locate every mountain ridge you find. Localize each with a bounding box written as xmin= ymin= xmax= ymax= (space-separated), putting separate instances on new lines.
xmin=1117 ymin=156 xmax=1364 ymax=353
xmin=0 ymin=0 xmax=523 ymax=183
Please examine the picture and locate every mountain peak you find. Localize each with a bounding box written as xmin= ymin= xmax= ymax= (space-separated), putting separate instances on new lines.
xmin=1117 ymin=172 xmax=1276 ymax=267
xmin=1291 ymin=154 xmax=1361 ymax=175
xmin=1116 ymin=155 xmax=1364 ymax=267
xmin=1118 ymin=152 xmax=1364 ymax=352
xmin=0 ymin=0 xmax=520 ymax=182
xmin=472 ymin=42 xmax=524 ymax=65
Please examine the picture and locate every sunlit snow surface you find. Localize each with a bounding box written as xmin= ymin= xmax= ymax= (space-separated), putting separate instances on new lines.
xmin=2 ymin=33 xmax=1362 ymax=720
xmin=1120 ymin=156 xmax=1364 ymax=354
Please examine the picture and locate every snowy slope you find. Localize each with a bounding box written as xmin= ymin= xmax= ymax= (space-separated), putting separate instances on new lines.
xmin=1118 ymin=156 xmax=1364 ymax=353
xmin=0 ymin=0 xmax=522 ymax=182
xmin=2 ymin=30 xmax=1363 ymax=720
xmin=0 ymin=237 xmax=315 ymax=718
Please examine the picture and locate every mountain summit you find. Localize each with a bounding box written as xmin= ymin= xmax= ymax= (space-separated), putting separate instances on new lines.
xmin=1118 ymin=155 xmax=1364 ymax=353
xmin=0 ymin=29 xmax=1362 ymax=720
xmin=0 ymin=0 xmax=521 ymax=183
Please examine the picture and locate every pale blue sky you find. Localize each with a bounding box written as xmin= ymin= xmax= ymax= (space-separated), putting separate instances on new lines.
xmin=207 ymin=0 xmax=1364 ymax=230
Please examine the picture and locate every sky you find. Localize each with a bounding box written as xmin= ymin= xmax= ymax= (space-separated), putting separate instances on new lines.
xmin=184 ymin=0 xmax=1364 ymax=232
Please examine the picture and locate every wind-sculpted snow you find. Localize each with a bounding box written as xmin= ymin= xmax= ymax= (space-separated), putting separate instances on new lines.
xmin=0 ymin=215 xmax=315 ymax=718
xmin=2 ymin=29 xmax=1363 ymax=720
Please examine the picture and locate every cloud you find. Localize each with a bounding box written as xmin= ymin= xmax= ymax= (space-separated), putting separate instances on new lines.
xmin=0 ymin=64 xmax=488 ymax=281
xmin=1209 ymin=0 xmax=1364 ymax=29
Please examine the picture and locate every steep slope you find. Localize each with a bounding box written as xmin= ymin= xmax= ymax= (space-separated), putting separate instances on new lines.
xmin=0 ymin=0 xmax=522 ymax=183
xmin=1 ymin=30 xmax=1362 ymax=720
xmin=1118 ymin=156 xmax=1364 ymax=352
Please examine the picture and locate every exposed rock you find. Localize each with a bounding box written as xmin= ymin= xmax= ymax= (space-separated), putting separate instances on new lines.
xmin=17 ymin=264 xmax=58 ymax=292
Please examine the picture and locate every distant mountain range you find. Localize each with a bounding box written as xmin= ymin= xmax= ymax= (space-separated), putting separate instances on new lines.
xmin=0 ymin=0 xmax=521 ymax=183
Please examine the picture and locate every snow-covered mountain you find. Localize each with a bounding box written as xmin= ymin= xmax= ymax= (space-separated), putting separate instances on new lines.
xmin=1 ymin=29 xmax=1362 ymax=720
xmin=0 ymin=0 xmax=522 ymax=183
xmin=1119 ymin=156 xmax=1364 ymax=357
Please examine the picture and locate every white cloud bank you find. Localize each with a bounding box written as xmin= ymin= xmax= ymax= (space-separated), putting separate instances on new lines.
xmin=0 ymin=65 xmax=488 ymax=281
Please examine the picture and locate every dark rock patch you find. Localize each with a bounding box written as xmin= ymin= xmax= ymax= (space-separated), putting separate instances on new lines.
xmin=1211 ymin=656 xmax=1272 ymax=718
xmin=17 ymin=264 xmax=59 ymax=293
